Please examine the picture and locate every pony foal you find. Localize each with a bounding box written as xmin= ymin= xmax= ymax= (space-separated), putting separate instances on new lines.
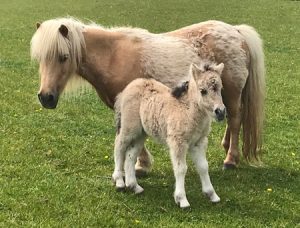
xmin=112 ymin=62 xmax=225 ymax=208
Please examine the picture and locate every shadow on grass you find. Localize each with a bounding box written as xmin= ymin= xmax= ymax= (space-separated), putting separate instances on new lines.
xmin=126 ymin=165 xmax=300 ymax=225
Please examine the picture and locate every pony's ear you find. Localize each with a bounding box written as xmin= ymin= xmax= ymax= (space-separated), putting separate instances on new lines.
xmin=59 ymin=24 xmax=68 ymax=37
xmin=36 ymin=22 xmax=41 ymax=29
xmin=215 ymin=63 xmax=224 ymax=75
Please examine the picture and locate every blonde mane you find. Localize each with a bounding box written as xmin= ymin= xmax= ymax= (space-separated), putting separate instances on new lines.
xmin=30 ymin=17 xmax=86 ymax=67
xmin=30 ymin=18 xmax=90 ymax=94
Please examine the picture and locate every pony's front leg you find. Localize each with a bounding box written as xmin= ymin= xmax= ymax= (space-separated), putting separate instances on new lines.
xmin=135 ymin=146 xmax=153 ymax=177
xmin=168 ymin=140 xmax=190 ymax=208
xmin=124 ymin=138 xmax=145 ymax=194
xmin=112 ymin=135 xmax=126 ymax=190
xmin=190 ymin=137 xmax=220 ymax=203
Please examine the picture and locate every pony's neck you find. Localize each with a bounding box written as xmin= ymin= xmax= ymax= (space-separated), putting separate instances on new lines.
xmin=77 ymin=27 xmax=140 ymax=107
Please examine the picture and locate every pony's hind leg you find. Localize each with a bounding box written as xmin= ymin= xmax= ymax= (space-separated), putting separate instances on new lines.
xmin=135 ymin=146 xmax=153 ymax=177
xmin=223 ymin=96 xmax=242 ymax=169
xmin=190 ymin=137 xmax=220 ymax=203
xmin=168 ymin=139 xmax=190 ymax=208
xmin=124 ymin=137 xmax=146 ymax=194
xmin=222 ymin=125 xmax=230 ymax=152
xmin=221 ymin=65 xmax=248 ymax=169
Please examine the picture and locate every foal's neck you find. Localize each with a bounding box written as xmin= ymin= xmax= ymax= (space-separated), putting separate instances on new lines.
xmin=186 ymin=79 xmax=209 ymax=120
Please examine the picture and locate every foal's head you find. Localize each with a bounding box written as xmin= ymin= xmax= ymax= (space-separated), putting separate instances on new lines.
xmin=30 ymin=18 xmax=85 ymax=109
xmin=191 ymin=62 xmax=226 ymax=121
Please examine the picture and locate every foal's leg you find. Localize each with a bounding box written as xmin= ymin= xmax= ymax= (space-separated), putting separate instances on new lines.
xmin=112 ymin=134 xmax=127 ymax=190
xmin=190 ymin=137 xmax=220 ymax=203
xmin=124 ymin=137 xmax=146 ymax=194
xmin=168 ymin=140 xmax=190 ymax=208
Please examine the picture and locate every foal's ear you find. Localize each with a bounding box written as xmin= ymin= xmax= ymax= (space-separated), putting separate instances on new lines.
xmin=36 ymin=22 xmax=41 ymax=29
xmin=215 ymin=63 xmax=224 ymax=75
xmin=190 ymin=63 xmax=203 ymax=79
xmin=59 ymin=24 xmax=68 ymax=37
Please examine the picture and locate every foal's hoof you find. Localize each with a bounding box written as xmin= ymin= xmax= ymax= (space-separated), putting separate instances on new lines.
xmin=223 ymin=163 xmax=237 ymax=170
xmin=127 ymin=184 xmax=144 ymax=194
xmin=204 ymin=191 xmax=220 ymax=203
xmin=209 ymin=194 xmax=221 ymax=203
xmin=112 ymin=176 xmax=126 ymax=191
xmin=134 ymin=185 xmax=144 ymax=194
xmin=179 ymin=201 xmax=191 ymax=209
xmin=175 ymin=196 xmax=190 ymax=209
xmin=116 ymin=186 xmax=126 ymax=192
xmin=177 ymin=200 xmax=191 ymax=209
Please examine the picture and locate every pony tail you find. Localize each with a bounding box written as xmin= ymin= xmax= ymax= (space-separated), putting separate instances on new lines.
xmin=235 ymin=24 xmax=266 ymax=161
xmin=114 ymin=93 xmax=122 ymax=134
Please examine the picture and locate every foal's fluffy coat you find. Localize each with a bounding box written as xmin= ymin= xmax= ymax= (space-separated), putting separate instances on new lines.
xmin=113 ymin=62 xmax=225 ymax=208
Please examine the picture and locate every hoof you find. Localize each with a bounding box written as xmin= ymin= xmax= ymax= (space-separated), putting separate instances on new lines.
xmin=134 ymin=185 xmax=144 ymax=194
xmin=135 ymin=150 xmax=153 ymax=177
xmin=223 ymin=163 xmax=237 ymax=170
xmin=210 ymin=194 xmax=221 ymax=203
xmin=175 ymin=196 xmax=190 ymax=209
xmin=112 ymin=175 xmax=125 ymax=191
xmin=116 ymin=186 xmax=126 ymax=192
xmin=179 ymin=201 xmax=191 ymax=209
xmin=126 ymin=184 xmax=144 ymax=194
xmin=135 ymin=167 xmax=150 ymax=177
xmin=204 ymin=191 xmax=220 ymax=203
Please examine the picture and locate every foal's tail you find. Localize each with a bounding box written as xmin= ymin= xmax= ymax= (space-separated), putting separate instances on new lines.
xmin=114 ymin=93 xmax=122 ymax=134
xmin=235 ymin=24 xmax=266 ymax=161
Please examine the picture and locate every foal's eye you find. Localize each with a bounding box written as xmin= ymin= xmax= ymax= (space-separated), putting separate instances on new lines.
xmin=58 ymin=54 xmax=68 ymax=63
xmin=213 ymin=85 xmax=217 ymax=92
xmin=201 ymin=89 xmax=208 ymax=96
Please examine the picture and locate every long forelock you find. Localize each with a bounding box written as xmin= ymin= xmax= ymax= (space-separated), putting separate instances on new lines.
xmin=30 ymin=17 xmax=86 ymax=67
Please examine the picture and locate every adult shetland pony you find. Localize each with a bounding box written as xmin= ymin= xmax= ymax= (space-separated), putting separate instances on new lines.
xmin=30 ymin=17 xmax=265 ymax=170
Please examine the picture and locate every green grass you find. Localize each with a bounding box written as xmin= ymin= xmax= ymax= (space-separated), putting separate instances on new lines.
xmin=1 ymin=0 xmax=299 ymax=227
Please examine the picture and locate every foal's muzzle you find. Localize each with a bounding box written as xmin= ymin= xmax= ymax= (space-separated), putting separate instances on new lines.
xmin=214 ymin=107 xmax=226 ymax=122
xmin=38 ymin=92 xmax=59 ymax=109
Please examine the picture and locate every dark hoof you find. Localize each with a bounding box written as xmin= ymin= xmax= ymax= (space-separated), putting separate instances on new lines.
xmin=223 ymin=163 xmax=236 ymax=170
xmin=116 ymin=186 xmax=126 ymax=192
xmin=135 ymin=169 xmax=149 ymax=178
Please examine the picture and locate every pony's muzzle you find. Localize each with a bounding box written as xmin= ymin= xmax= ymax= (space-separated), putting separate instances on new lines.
xmin=38 ymin=92 xmax=58 ymax=109
xmin=214 ymin=107 xmax=226 ymax=122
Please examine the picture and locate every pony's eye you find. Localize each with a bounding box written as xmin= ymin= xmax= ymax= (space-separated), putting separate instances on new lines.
xmin=58 ymin=54 xmax=68 ymax=63
xmin=201 ymin=89 xmax=208 ymax=96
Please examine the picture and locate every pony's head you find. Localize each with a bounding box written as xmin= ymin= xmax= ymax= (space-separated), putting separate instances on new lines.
xmin=191 ymin=62 xmax=226 ymax=121
xmin=30 ymin=18 xmax=86 ymax=109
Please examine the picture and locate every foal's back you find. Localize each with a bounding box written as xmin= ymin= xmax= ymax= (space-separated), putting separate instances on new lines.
xmin=117 ymin=77 xmax=204 ymax=143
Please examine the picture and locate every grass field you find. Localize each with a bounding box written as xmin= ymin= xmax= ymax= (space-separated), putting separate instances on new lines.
xmin=1 ymin=0 xmax=299 ymax=227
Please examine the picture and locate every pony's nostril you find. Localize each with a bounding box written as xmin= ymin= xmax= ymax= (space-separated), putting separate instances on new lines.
xmin=47 ymin=94 xmax=54 ymax=102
